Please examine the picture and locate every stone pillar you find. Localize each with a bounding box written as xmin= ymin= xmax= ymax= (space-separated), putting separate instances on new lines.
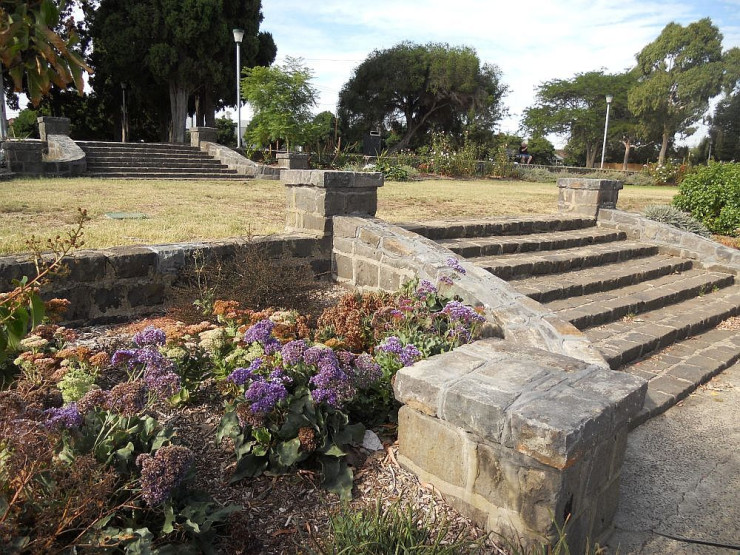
xmin=2 ymin=140 xmax=44 ymax=175
xmin=37 ymin=116 xmax=71 ymax=142
xmin=394 ymin=339 xmax=647 ymax=552
xmin=190 ymin=126 xmax=217 ymax=148
xmin=558 ymin=178 xmax=623 ymax=218
xmin=277 ymin=152 xmax=309 ymax=169
xmin=282 ymin=170 xmax=383 ymax=236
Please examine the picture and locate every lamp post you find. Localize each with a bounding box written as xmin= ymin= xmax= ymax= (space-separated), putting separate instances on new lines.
xmin=121 ymin=82 xmax=128 ymax=143
xmin=232 ymin=28 xmax=244 ymax=149
xmin=600 ymin=95 xmax=613 ymax=169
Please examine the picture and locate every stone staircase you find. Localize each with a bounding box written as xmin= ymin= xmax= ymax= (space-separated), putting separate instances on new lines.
xmin=407 ymin=215 xmax=740 ymax=427
xmin=76 ymin=141 xmax=241 ymax=179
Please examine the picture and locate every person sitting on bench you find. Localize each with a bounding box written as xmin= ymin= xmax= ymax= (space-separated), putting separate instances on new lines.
xmin=518 ymin=142 xmax=533 ymax=164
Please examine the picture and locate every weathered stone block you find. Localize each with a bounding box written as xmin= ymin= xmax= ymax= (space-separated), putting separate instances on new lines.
xmin=558 ymin=178 xmax=623 ymax=217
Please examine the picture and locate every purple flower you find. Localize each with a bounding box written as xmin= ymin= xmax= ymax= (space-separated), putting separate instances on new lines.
xmin=263 ymin=338 xmax=281 ymax=355
xmin=111 ymin=349 xmax=136 ymax=366
xmin=281 ymin=340 xmax=308 ymax=366
xmin=442 ymin=301 xmax=485 ymax=325
xmin=133 ymin=326 xmax=167 ymax=347
xmin=45 ymin=402 xmax=83 ymax=429
xmin=336 ymin=350 xmax=355 ymax=368
xmin=400 ymin=344 xmax=422 ymax=367
xmin=243 ymin=319 xmax=275 ymax=344
xmin=377 ymin=336 xmax=403 ymax=355
xmin=350 ymin=354 xmax=382 ymax=388
xmin=416 ymin=279 xmax=438 ymax=300
xmin=228 ymin=358 xmax=263 ymax=386
xmin=144 ymin=364 xmax=181 ymax=399
xmin=438 ymin=275 xmax=454 ymax=286
xmin=269 ymin=366 xmax=292 ymax=384
xmin=245 ymin=378 xmax=288 ymax=414
xmin=303 ymin=346 xmax=329 ymax=365
xmin=309 ymin=354 xmax=355 ymax=409
xmin=107 ymin=381 xmax=147 ymax=416
xmin=137 ymin=445 xmax=194 ymax=507
xmin=446 ymin=257 xmax=467 ymax=275
xmin=448 ymin=325 xmax=472 ymax=343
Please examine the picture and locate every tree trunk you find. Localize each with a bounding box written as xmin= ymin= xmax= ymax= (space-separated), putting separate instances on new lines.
xmin=622 ymin=139 xmax=632 ymax=170
xmin=658 ymin=129 xmax=670 ymax=165
xmin=169 ymin=81 xmax=189 ymax=143
xmin=204 ymin=89 xmax=216 ymax=127
xmin=585 ymin=144 xmax=597 ymax=168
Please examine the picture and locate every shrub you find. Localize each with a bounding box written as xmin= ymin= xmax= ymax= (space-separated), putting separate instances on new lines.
xmin=672 ymin=162 xmax=740 ymax=236
xmin=644 ymin=161 xmax=689 ymax=186
xmin=311 ymin=499 xmax=484 ymax=554
xmin=643 ymin=205 xmax=711 ymax=237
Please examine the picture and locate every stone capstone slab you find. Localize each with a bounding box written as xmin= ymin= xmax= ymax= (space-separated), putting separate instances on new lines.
xmin=282 ymin=169 xmax=383 ymax=189
xmin=394 ymin=339 xmax=646 ymax=470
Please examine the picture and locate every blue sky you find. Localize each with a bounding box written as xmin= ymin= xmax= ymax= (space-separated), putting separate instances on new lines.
xmin=260 ymin=0 xmax=740 ymax=145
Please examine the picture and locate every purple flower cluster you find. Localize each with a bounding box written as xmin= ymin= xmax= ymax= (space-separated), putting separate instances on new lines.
xmin=446 ymin=257 xmax=467 ymax=275
xmin=350 ymin=353 xmax=382 ymax=388
xmin=439 ymin=275 xmax=454 ymax=286
xmin=136 ymin=445 xmax=194 ymax=506
xmin=243 ymin=319 xmax=281 ymax=354
xmin=112 ymin=328 xmax=181 ymax=400
xmin=377 ymin=336 xmax=422 ymax=367
xmin=228 ymin=358 xmax=263 ymax=386
xmin=108 ymin=381 xmax=148 ymax=416
xmin=44 ymin=402 xmax=83 ymax=429
xmin=309 ymin=351 xmax=354 ymax=409
xmin=132 ymin=325 xmax=167 ymax=347
xmin=441 ymin=301 xmax=485 ymax=325
xmin=416 ymin=279 xmax=438 ymax=300
xmin=281 ymin=340 xmax=308 ymax=365
xmin=245 ymin=378 xmax=288 ymax=414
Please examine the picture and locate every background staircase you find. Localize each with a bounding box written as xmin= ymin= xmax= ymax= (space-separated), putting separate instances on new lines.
xmin=408 ymin=215 xmax=740 ymax=427
xmin=76 ymin=141 xmax=241 ymax=179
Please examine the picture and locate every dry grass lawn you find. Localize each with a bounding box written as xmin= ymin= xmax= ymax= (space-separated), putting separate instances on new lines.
xmin=0 ymin=176 xmax=678 ymax=255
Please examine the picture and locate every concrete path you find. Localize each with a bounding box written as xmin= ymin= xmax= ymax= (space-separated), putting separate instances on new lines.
xmin=605 ymin=362 xmax=740 ymax=554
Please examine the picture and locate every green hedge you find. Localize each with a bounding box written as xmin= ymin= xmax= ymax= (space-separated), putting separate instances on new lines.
xmin=673 ymin=163 xmax=740 ymax=236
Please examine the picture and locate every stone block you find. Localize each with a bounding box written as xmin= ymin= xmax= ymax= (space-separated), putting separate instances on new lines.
xmin=558 ymin=178 xmax=623 ymax=217
xmin=37 ymin=116 xmax=70 ymax=141
xmin=332 ymin=253 xmax=354 ymax=282
xmin=354 ymin=258 xmax=379 ymax=289
xmin=397 ymin=406 xmax=469 ymax=488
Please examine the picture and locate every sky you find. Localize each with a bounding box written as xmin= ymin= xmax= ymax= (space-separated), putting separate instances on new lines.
xmin=259 ymin=0 xmax=740 ymax=146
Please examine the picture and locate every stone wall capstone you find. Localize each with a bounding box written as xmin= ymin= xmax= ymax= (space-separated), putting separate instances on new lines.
xmin=558 ymin=178 xmax=623 ymax=218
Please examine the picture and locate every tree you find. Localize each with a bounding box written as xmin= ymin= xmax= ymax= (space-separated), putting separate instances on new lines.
xmin=241 ymin=57 xmax=317 ymax=151
xmin=337 ymin=42 xmax=507 ymax=154
xmin=711 ymin=94 xmax=740 ymax=161
xmin=628 ymin=18 xmax=727 ymax=165
xmin=522 ymin=71 xmax=626 ymax=168
xmin=0 ymin=0 xmax=90 ymax=104
xmin=82 ymin=0 xmax=275 ymax=142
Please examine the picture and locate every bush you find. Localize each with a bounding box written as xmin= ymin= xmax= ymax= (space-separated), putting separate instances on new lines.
xmin=644 ymin=161 xmax=689 ymax=186
xmin=643 ymin=205 xmax=711 ymax=237
xmin=672 ymin=162 xmax=740 ymax=236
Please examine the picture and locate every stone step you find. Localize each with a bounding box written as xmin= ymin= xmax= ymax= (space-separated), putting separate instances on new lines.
xmin=77 ymin=141 xmax=201 ymax=152
xmin=84 ymin=171 xmax=244 ymax=180
xmin=86 ymin=166 xmax=236 ymax=175
xmin=401 ymin=214 xmax=596 ymax=240
xmin=473 ymin=241 xmax=659 ymax=280
xmin=510 ymin=254 xmax=694 ymax=303
xmin=438 ymin=227 xmax=627 ymax=258
xmin=624 ymin=326 xmax=740 ymax=428
xmin=84 ymin=152 xmax=219 ymax=160
xmin=547 ymin=269 xmax=736 ymax=329
xmin=585 ymin=284 xmax=740 ymax=369
xmin=86 ymin=160 xmax=229 ymax=169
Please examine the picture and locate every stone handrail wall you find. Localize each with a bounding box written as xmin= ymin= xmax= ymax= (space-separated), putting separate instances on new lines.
xmin=1 ymin=117 xmax=86 ymax=176
xmin=332 ymin=215 xmax=607 ymax=367
xmin=0 ymin=234 xmax=330 ymax=326
xmin=598 ymin=208 xmax=740 ymax=274
xmin=394 ymin=340 xmax=646 ymax=550
xmin=198 ymin=140 xmax=259 ymax=177
xmin=44 ymin=134 xmax=86 ymax=176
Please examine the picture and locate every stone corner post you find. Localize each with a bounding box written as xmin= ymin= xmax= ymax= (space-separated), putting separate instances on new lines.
xmin=281 ymin=170 xmax=384 ymax=237
xmin=37 ymin=116 xmax=71 ymax=142
xmin=189 ymin=126 xmax=217 ymax=149
xmin=558 ymin=178 xmax=623 ymax=218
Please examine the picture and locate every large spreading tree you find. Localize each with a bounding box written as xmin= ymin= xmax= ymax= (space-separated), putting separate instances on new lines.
xmin=628 ymin=18 xmax=728 ymax=165
xmin=82 ymin=0 xmax=275 ymax=143
xmin=337 ymin=42 xmax=507 ymax=153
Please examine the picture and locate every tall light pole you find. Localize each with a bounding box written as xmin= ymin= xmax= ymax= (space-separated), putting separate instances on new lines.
xmin=121 ymin=82 xmax=128 ymax=143
xmin=600 ymin=94 xmax=613 ymax=169
xmin=232 ymin=28 xmax=244 ymax=149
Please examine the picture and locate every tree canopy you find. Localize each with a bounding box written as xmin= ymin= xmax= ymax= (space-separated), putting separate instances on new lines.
xmin=628 ymin=18 xmax=727 ymax=164
xmin=82 ymin=0 xmax=275 ymax=142
xmin=337 ymin=42 xmax=507 ymax=154
xmin=241 ymin=56 xmax=317 ymax=151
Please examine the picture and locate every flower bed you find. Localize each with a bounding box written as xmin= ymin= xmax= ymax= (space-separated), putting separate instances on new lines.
xmin=1 ymin=262 xmax=492 ymax=552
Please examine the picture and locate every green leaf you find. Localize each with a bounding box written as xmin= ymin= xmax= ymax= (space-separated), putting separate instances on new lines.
xmin=323 ymin=443 xmax=346 ymax=458
xmin=162 ymin=502 xmax=175 ymax=534
xmin=320 ymin=456 xmax=354 ymax=501
xmin=29 ymin=292 xmax=45 ymax=330
xmin=229 ymin=454 xmax=268 ymax=483
xmin=275 ymin=437 xmax=302 ymax=467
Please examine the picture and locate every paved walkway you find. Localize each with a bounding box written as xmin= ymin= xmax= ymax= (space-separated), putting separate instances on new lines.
xmin=605 ymin=362 xmax=740 ymax=554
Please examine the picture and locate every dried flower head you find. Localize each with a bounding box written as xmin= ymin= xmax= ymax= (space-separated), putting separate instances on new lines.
xmin=136 ymin=445 xmax=194 ymax=506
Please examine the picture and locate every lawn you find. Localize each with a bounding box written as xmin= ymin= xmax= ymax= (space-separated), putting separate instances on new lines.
xmin=0 ymin=176 xmax=678 ymax=255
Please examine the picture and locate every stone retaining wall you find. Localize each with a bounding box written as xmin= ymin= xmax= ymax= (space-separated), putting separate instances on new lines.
xmin=394 ymin=340 xmax=646 ymax=551
xmin=332 ymin=215 xmax=606 ymax=367
xmin=0 ymin=235 xmax=330 ymax=326
xmin=598 ymin=208 xmax=740 ymax=274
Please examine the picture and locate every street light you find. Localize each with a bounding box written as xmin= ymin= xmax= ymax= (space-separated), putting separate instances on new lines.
xmin=232 ymin=28 xmax=244 ymax=149
xmin=121 ymin=82 xmax=128 ymax=143
xmin=600 ymin=95 xmax=613 ymax=169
